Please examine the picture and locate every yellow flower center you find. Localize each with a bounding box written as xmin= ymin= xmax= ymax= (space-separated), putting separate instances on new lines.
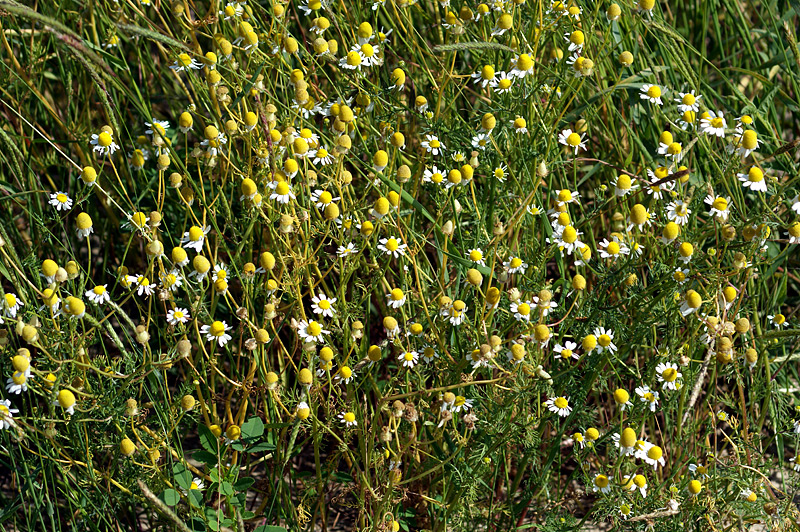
xmin=606 ymin=242 xmax=620 ymax=255
xmin=647 ymin=446 xmax=663 ymax=460
xmin=774 ymin=313 xmax=785 ymax=324
xmin=430 ymin=139 xmax=441 ymax=148
xmin=742 ymin=130 xmax=758 ymax=149
xmin=710 ymin=117 xmax=724 ymax=128
xmin=189 ymin=226 xmax=204 ymax=241
xmin=346 ymin=51 xmax=362 ymax=66
xmin=343 ymin=412 xmax=356 ymax=423
xmin=469 ymin=250 xmax=483 ymax=261
xmin=682 ymin=93 xmax=695 ymax=105
xmin=748 ymin=167 xmax=763 ymax=182
xmin=97 ymin=132 xmax=113 ymax=147
xmin=93 ymin=286 xmax=106 ymax=295
xmin=594 ymin=474 xmax=608 ymax=488
xmin=647 ymin=86 xmax=662 ymax=98
xmin=562 ymin=226 xmax=577 ymax=243
xmin=307 ymin=321 xmax=322 ymax=336
xmin=275 ymin=181 xmax=290 ymax=195
xmin=517 ymin=303 xmax=530 ymax=316
xmin=712 ymin=197 xmax=728 ymax=210
xmin=404 ymin=352 xmax=414 ymax=361
xmin=554 ymin=397 xmax=568 ymax=409
xmin=566 ymin=132 xmax=581 ymax=146
xmin=510 ymin=257 xmax=522 ymax=268
xmin=662 ymin=368 xmax=678 ymax=382
xmin=598 ymin=334 xmax=611 ymax=347
xmin=210 ymin=321 xmax=226 ymax=336
xmin=318 ymin=299 xmax=331 ymax=309
xmin=386 ymin=238 xmax=399 ymax=251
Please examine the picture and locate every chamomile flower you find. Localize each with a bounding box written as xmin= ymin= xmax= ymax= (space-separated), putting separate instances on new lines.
xmin=641 ymin=443 xmax=665 ymax=469
xmin=619 ymin=504 xmax=633 ymax=520
xmin=688 ymin=462 xmax=710 ymax=480
xmin=593 ymin=327 xmax=618 ymax=353
xmin=672 ymin=268 xmax=690 ymax=284
xmin=201 ymin=320 xmax=233 ymax=347
xmin=1 ymin=293 xmax=22 ymax=318
xmin=85 ymin=285 xmax=110 ymax=305
xmin=167 ymin=307 xmax=190 ymax=325
xmin=704 ymin=195 xmax=731 ymax=221
xmin=471 ymin=132 xmax=491 ymax=151
xmin=492 ymin=164 xmax=508 ymax=182
xmin=448 ymin=300 xmax=468 ymax=326
xmin=337 ymin=242 xmax=358 ymax=258
xmin=732 ymin=130 xmax=761 ymax=158
xmin=219 ymin=2 xmax=243 ymax=19
xmin=553 ymin=341 xmax=579 ymax=362
xmin=558 ymin=128 xmax=587 ymax=154
xmin=592 ymin=474 xmax=611 ymax=494
xmin=6 ymin=371 xmax=29 ymax=394
xmin=472 ymin=64 xmax=497 ymax=87
xmin=398 ymin=350 xmax=419 ymax=368
xmin=170 ymin=53 xmax=203 ymax=71
xmin=666 ymin=200 xmax=692 ymax=225
xmin=298 ymin=320 xmax=331 ymax=343
xmin=737 ymin=166 xmax=767 ymax=193
xmin=334 ymin=366 xmax=355 ymax=384
xmin=510 ymin=300 xmax=533 ymax=321
xmin=0 ymin=399 xmax=19 ymax=429
xmin=675 ymin=90 xmax=701 ymax=112
xmin=423 ymin=166 xmax=446 ymax=186
xmin=655 ymin=362 xmax=682 ymax=390
xmin=490 ymin=71 xmax=514 ymax=94
xmin=700 ymin=110 xmax=727 ymax=137
xmin=385 ymin=287 xmax=407 ymax=309
xmin=510 ymin=54 xmax=534 ymax=78
xmin=629 ymin=477 xmax=650 ymax=501
xmin=598 ymin=237 xmax=629 ymax=261
xmin=635 ymin=386 xmax=660 ymax=412
xmin=144 ymin=120 xmax=170 ymax=140
xmin=504 ymin=256 xmax=528 ymax=274
xmin=127 ymin=275 xmax=156 ymax=297
xmin=309 ymin=147 xmax=334 ymax=166
xmin=269 ymin=180 xmax=296 ymax=204
xmin=613 ymin=174 xmax=638 ymax=196
xmin=639 ymin=84 xmax=665 ymax=105
xmin=767 ymin=313 xmax=788 ymax=328
xmin=49 ymin=192 xmax=73 ymax=211
xmin=181 ymin=225 xmax=210 ymax=253
xmin=378 ymin=237 xmax=407 ymax=258
xmin=421 ymin=134 xmax=444 ymax=155
xmin=545 ymin=396 xmax=572 ymax=417
xmin=90 ymin=130 xmax=120 ymax=156
xmin=311 ymin=292 xmax=337 ymax=318
xmin=466 ymin=248 xmax=486 ymax=266
xmin=161 ymin=270 xmax=183 ymax=292
xmin=339 ymin=411 xmax=358 ymax=427
xmin=613 ymin=428 xmax=638 ymax=456
xmin=311 ymin=188 xmax=341 ymax=210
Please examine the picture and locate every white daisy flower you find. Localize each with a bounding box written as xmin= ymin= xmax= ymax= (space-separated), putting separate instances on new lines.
xmin=553 ymin=341 xmax=579 ymax=362
xmin=311 ymin=292 xmax=337 ymax=318
xmin=398 ymin=350 xmax=419 ymax=368
xmin=635 ymin=386 xmax=660 ymax=412
xmin=181 ymin=225 xmax=210 ymax=253
xmin=655 ymin=362 xmax=682 ymax=390
xmin=377 ymin=237 xmax=408 ymax=258
xmin=200 ymin=320 xmax=233 ymax=347
xmin=167 ymin=307 xmax=191 ymax=325
xmin=544 ymin=396 xmax=572 ymax=417
xmin=699 ymin=110 xmax=727 ymax=137
xmin=0 ymin=399 xmax=19 ymax=430
xmin=297 ymin=320 xmax=331 ymax=344
xmin=421 ymin=134 xmax=444 ymax=155
xmin=85 ymin=285 xmax=110 ymax=305
xmin=49 ymin=192 xmax=73 ymax=211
